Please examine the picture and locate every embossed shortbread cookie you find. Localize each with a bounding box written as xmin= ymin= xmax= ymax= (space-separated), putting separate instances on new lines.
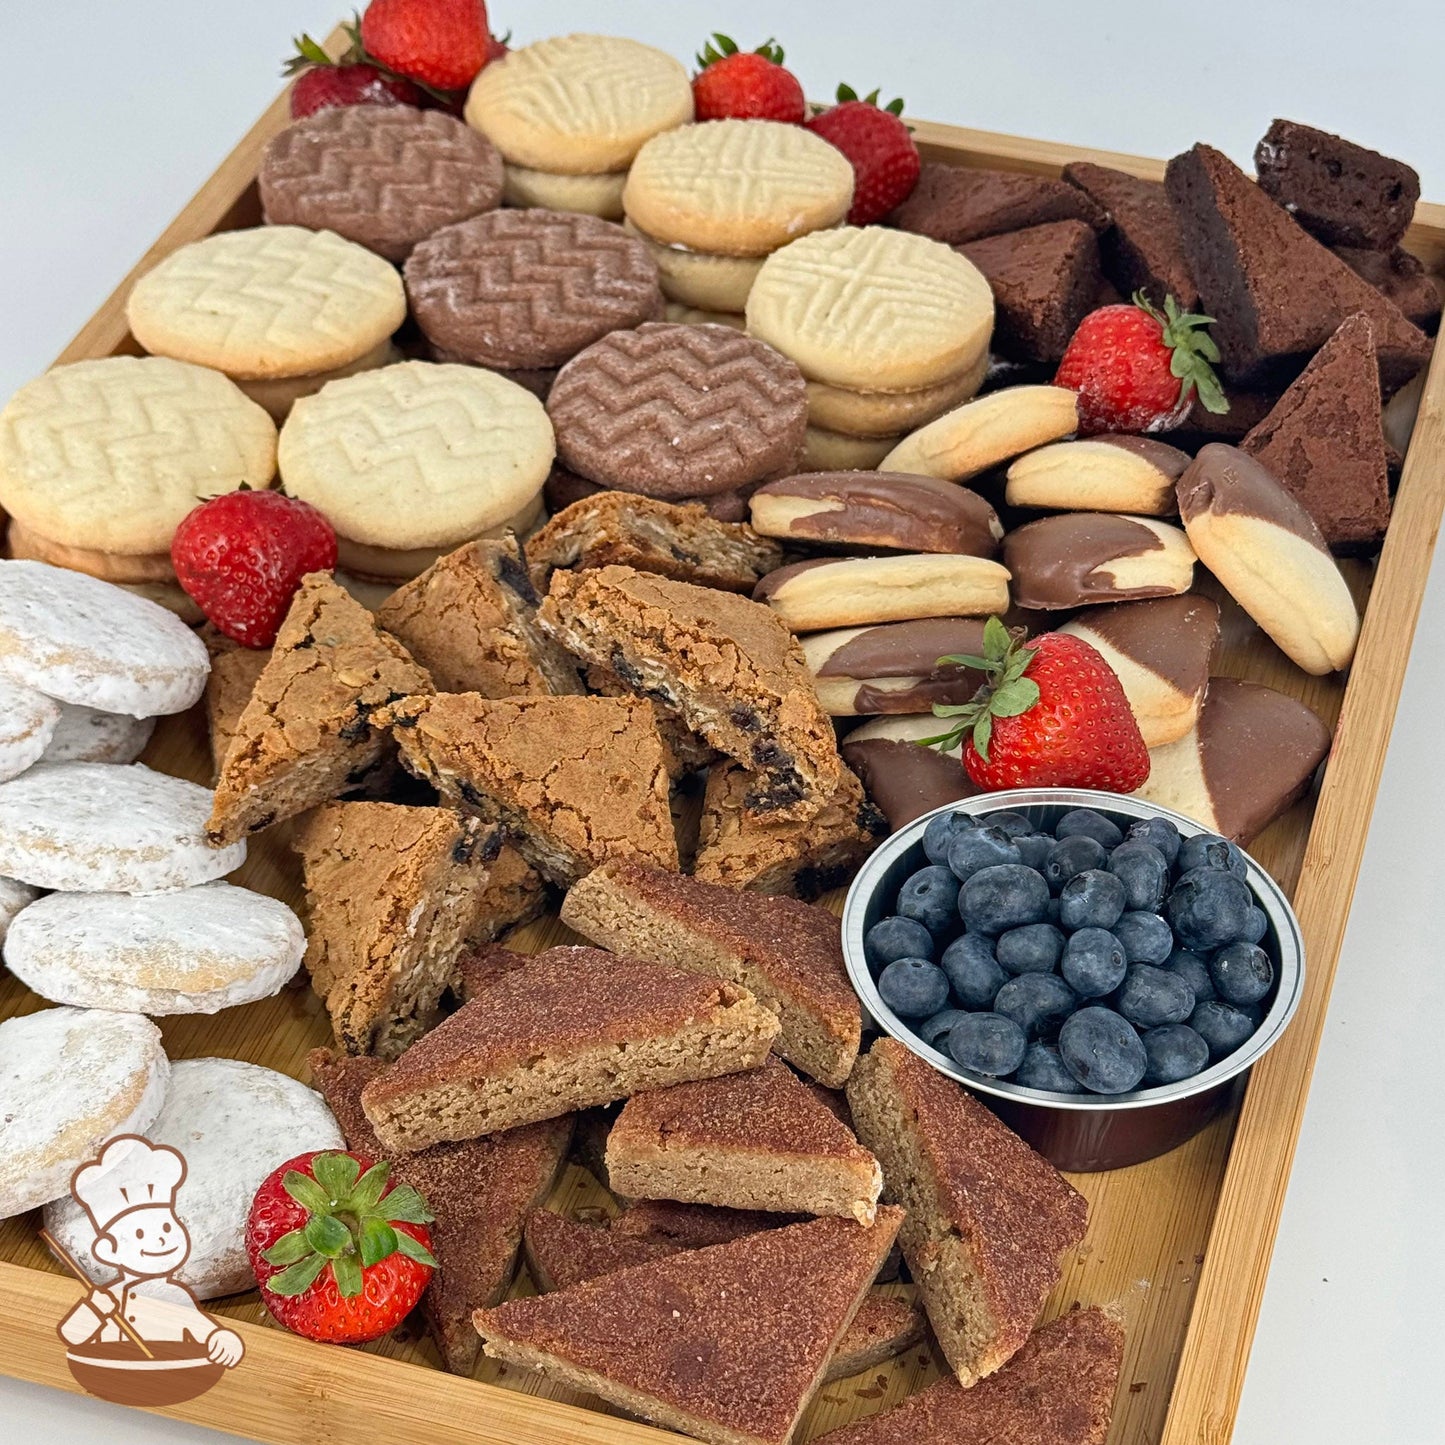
xmin=625 ymin=221 xmax=765 ymax=312
xmin=0 ymin=682 xmax=59 ymax=782
xmin=624 ymin=120 xmax=855 ymax=257
xmin=40 ymin=703 xmax=155 ymax=765
xmin=503 ymin=163 xmax=628 ymax=219
xmin=0 ymin=876 xmax=38 ymax=944
xmin=0 ymin=562 xmax=210 ymax=717
xmin=466 ymin=34 xmax=693 ymax=175
xmin=881 ymin=385 xmax=1080 ymax=481
xmin=0 ymin=357 xmax=276 ymax=557
xmin=0 ymin=1007 xmax=168 ymax=1219
xmin=0 ymin=762 xmax=245 ymax=894
xmin=747 ymin=227 xmax=995 ymax=392
xmin=5 ymin=881 xmax=305 ymax=1015
xmin=801 ymin=427 xmax=898 ymax=472
xmin=805 ymin=351 xmax=988 ymax=439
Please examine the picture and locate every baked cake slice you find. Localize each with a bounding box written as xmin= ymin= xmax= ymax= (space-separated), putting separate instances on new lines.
xmin=585 ymin=660 xmax=721 ymax=779
xmin=888 ymin=163 xmax=1107 ymax=244
xmin=382 ymin=691 xmax=679 ymax=884
xmin=310 ymin=1049 xmax=571 ymax=1377
xmin=846 ymin=1038 xmax=1090 ymax=1386
xmin=537 ymin=565 xmax=843 ymax=821
xmin=206 ymin=572 xmax=433 ymax=845
xmin=474 ymin=1207 xmax=905 ymax=1445
xmin=467 ymin=843 xmax=550 ymax=945
xmin=609 ymin=1199 xmax=791 ymax=1247
xmin=561 ymin=859 xmax=862 ymax=1087
xmin=360 ymin=946 xmax=779 ymax=1152
xmin=201 ymin=627 xmax=271 ymax=780
xmin=375 ymin=536 xmax=582 ymax=697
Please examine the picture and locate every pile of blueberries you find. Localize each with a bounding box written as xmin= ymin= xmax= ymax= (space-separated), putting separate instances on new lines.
xmin=866 ymin=806 xmax=1276 ymax=1095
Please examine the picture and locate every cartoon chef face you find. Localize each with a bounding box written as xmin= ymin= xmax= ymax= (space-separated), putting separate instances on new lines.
xmin=73 ymin=1137 xmax=193 ymax=1281
xmin=93 ymin=1202 xmax=191 ymax=1279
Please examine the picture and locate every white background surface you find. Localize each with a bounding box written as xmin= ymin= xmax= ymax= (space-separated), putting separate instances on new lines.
xmin=2 ymin=3 xmax=1443 ymax=1441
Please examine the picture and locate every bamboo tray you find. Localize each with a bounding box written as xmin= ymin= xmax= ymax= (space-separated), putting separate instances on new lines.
xmin=2 ymin=49 xmax=1443 ymax=1445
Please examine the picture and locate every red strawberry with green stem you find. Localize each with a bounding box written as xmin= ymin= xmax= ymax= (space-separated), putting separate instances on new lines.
xmin=806 ymin=85 xmax=921 ymax=225
xmin=925 ymin=617 xmax=1150 ymax=792
xmin=692 ymin=35 xmax=806 ymax=124
xmin=284 ymin=24 xmax=423 ymax=119
xmin=360 ymin=0 xmax=492 ymax=94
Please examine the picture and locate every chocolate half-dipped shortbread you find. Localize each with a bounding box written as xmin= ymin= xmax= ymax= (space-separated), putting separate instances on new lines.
xmin=1005 ymin=436 xmax=1189 ymax=517
xmin=840 ymin=714 xmax=980 ymax=833
xmin=802 ymin=618 xmax=992 ymax=716
xmin=1002 ymin=513 xmax=1195 ymax=611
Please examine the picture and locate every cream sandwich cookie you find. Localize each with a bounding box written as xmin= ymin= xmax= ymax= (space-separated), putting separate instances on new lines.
xmin=4 ymin=523 xmax=177 ymax=586
xmin=1003 ymin=513 xmax=1196 ymax=611
xmin=840 ymin=714 xmax=979 ymax=834
xmin=804 ymin=351 xmax=989 ymax=440
xmin=1005 ymin=434 xmax=1190 ymax=515
xmin=1133 ymin=677 xmax=1331 ymax=843
xmin=1177 ymin=444 xmax=1360 ymax=675
xmin=803 ymin=618 xmax=992 ymax=715
xmin=40 ymin=703 xmax=155 ymax=766
xmin=625 ymin=220 xmax=765 ymax=312
xmin=44 ymin=1058 xmax=343 ymax=1298
xmin=0 ymin=876 xmax=38 ymax=944
xmin=0 ymin=681 xmax=59 ymax=782
xmin=662 ymin=303 xmax=746 ymax=331
xmin=0 ymin=1007 xmax=168 ymax=1219
xmin=1059 ymin=595 xmax=1220 ymax=748
xmin=753 ymin=555 xmax=1011 ymax=631
xmin=503 ymin=163 xmax=627 ymax=219
xmin=801 ymin=427 xmax=898 ymax=472
xmin=881 ymin=385 xmax=1079 ymax=482
xmin=334 ymin=494 xmax=546 ymax=583
xmin=749 ymin=472 xmax=1002 ymax=556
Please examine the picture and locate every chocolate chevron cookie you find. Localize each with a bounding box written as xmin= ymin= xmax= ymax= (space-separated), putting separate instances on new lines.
xmin=259 ymin=105 xmax=503 ymax=262
xmin=1003 ymin=513 xmax=1195 ymax=611
xmin=1177 ymin=444 xmax=1360 ymax=674
xmin=839 ymin=714 xmax=978 ymax=833
xmin=803 ymin=619 xmax=992 ymax=715
xmin=1005 ymin=435 xmax=1190 ymax=515
xmin=547 ymin=322 xmax=807 ymax=499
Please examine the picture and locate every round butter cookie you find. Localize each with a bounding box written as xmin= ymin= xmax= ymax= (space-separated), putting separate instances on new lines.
xmin=625 ymin=220 xmax=764 ymax=312
xmin=805 ymin=350 xmax=989 ymax=439
xmin=663 ymin=303 xmax=746 ymax=331
xmin=0 ymin=876 xmax=38 ymax=945
xmin=278 ymin=361 xmax=554 ymax=551
xmin=238 ymin=339 xmax=399 ymax=423
xmin=801 ymin=427 xmax=898 ymax=472
xmin=466 ymin=34 xmax=693 ymax=175
xmin=624 ymin=120 xmax=855 ymax=257
xmin=40 ymin=703 xmax=155 ymax=765
xmin=0 ymin=356 xmax=276 ymax=558
xmin=503 ymin=163 xmax=627 ymax=219
xmin=0 ymin=762 xmax=246 ymax=894
xmin=0 ymin=682 xmax=59 ymax=782
xmin=127 ymin=226 xmax=406 ymax=381
xmin=4 ymin=522 xmax=176 ymax=585
xmin=117 ymin=579 xmax=205 ymax=626
xmin=334 ymin=492 xmax=544 ymax=582
xmin=43 ymin=1058 xmax=343 ymax=1297
xmin=0 ymin=1007 xmax=168 ymax=1219
xmin=881 ymin=385 xmax=1080 ymax=481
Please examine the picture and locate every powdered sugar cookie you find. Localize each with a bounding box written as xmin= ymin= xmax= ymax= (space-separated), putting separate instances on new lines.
xmin=40 ymin=703 xmax=155 ymax=765
xmin=0 ymin=1006 xmax=168 ymax=1219
xmin=0 ymin=681 xmax=59 ymax=781
xmin=0 ymin=876 xmax=38 ymax=944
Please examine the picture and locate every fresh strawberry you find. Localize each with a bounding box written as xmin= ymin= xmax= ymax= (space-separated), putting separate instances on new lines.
xmin=483 ymin=29 xmax=510 ymax=64
xmin=171 ymin=488 xmax=338 ymax=649
xmin=246 ymin=1150 xmax=436 ymax=1346
xmin=284 ymin=28 xmax=422 ymax=119
xmin=1055 ymin=291 xmax=1228 ymax=434
xmin=806 ymin=86 xmax=920 ymax=224
xmin=692 ymin=35 xmax=805 ymax=124
xmin=926 ymin=618 xmax=1150 ymax=793
xmin=360 ymin=0 xmax=491 ymax=93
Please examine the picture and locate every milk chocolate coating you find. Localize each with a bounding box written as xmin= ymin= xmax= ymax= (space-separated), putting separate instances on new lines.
xmin=1002 ymin=514 xmax=1172 ymax=610
xmin=1176 ymin=444 xmax=1328 ymax=550
xmin=815 ymin=618 xmax=991 ymax=713
xmin=1093 ymin=435 xmax=1192 ymax=480
xmin=752 ymin=558 xmax=836 ymax=602
xmin=840 ymin=737 xmax=980 ymax=832
xmin=1072 ymin=595 xmax=1219 ymax=695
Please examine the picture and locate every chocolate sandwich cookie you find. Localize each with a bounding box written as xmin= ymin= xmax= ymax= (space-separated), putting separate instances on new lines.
xmin=840 ymin=714 xmax=979 ymax=833
xmin=749 ymin=473 xmax=1002 ymax=556
xmin=405 ymin=210 xmax=664 ymax=372
xmin=259 ymin=106 xmax=503 ymax=262
xmin=802 ymin=618 xmax=994 ymax=716
xmin=1177 ymin=444 xmax=1360 ymax=674
xmin=547 ymin=322 xmax=807 ymax=500
xmin=1005 ymin=436 xmax=1190 ymax=516
xmin=1003 ymin=513 xmax=1195 ymax=611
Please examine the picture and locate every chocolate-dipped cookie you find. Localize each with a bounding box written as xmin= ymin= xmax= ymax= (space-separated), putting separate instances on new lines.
xmin=802 ymin=618 xmax=994 ymax=716
xmin=1176 ymin=444 xmax=1360 ymax=674
xmin=1005 ymin=436 xmax=1189 ymax=516
xmin=840 ymin=714 xmax=979 ymax=833
xmin=1002 ymin=513 xmax=1195 ymax=611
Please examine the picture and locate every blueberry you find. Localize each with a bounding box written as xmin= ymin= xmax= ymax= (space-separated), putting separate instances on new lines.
xmin=1117 ymin=964 xmax=1195 ymax=1028
xmin=1043 ymin=896 xmax=1063 ymax=927
xmin=1044 ymin=834 xmax=1107 ymax=889
xmin=1189 ymin=1000 xmax=1259 ymax=1059
xmin=897 ymin=865 xmax=961 ymax=938
xmin=1055 ymin=808 xmax=1124 ymax=849
xmin=1014 ymin=832 xmax=1053 ymax=870
xmin=923 ymin=810 xmax=975 ymax=865
xmin=1165 ymin=868 xmax=1256 ymax=952
xmin=1060 ymin=927 xmax=1127 ymax=998
xmin=1107 ymin=841 xmax=1170 ymax=912
xmin=940 ymin=933 xmax=1007 ymax=1009
xmin=1176 ymin=833 xmax=1248 ymax=878
xmin=1058 ymin=869 xmax=1127 ymax=931
xmin=1127 ymin=815 xmax=1181 ymax=867
xmin=981 ymin=810 xmax=1034 ymax=839
xmin=1209 ymin=942 xmax=1274 ymax=1007
xmin=1241 ymin=907 xmax=1269 ymax=945
xmin=1141 ymin=1024 xmax=1211 ymax=1085
xmin=1015 ymin=1040 xmax=1086 ymax=1093
xmin=865 ymin=916 xmax=936 ymax=968
xmin=1058 ymin=1006 xmax=1148 ymax=1094
xmin=996 ymin=923 xmax=1065 ymax=975
xmin=947 ymin=1012 xmax=1027 ymax=1077
xmin=1161 ymin=947 xmax=1216 ymax=1004
xmin=947 ymin=826 xmax=1021 ymax=882
xmin=1113 ymin=909 xmax=1174 ymax=965
xmin=877 ymin=957 xmax=950 ymax=1018
xmin=917 ymin=1007 xmax=968 ymax=1050
xmin=994 ymin=972 xmax=1076 ymax=1040
xmin=959 ymin=864 xmax=1050 ymax=935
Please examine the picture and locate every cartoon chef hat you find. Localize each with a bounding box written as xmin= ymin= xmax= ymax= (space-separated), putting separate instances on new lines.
xmin=71 ymin=1135 xmax=187 ymax=1236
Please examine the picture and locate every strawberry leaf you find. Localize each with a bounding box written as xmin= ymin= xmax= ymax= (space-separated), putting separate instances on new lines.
xmin=988 ymin=678 xmax=1041 ymax=717
xmin=393 ymin=1231 xmax=439 ymax=1269
xmin=331 ymin=1252 xmax=363 ymax=1299
xmin=282 ymin=1169 xmax=332 ymax=1215
xmin=349 ymin=1161 xmax=391 ymax=1212
xmin=755 ymin=38 xmax=786 ymax=64
xmin=312 ymin=1152 xmax=360 ymax=1200
xmin=972 ymin=712 xmax=994 ymax=762
xmin=381 ymin=1183 xmax=435 ymax=1225
xmin=261 ymin=1228 xmax=312 ymax=1268
xmin=885 ymin=97 xmax=905 ymax=116
xmin=359 ymin=1217 xmax=400 ymax=1269
xmin=1147 ymin=292 xmax=1230 ymax=417
xmin=836 ymin=82 xmax=859 ymax=102
xmin=265 ymin=1251 xmax=328 ymax=1298
xmin=304 ymin=1213 xmax=351 ymax=1258
xmin=981 ymin=615 xmax=1013 ymax=660
xmin=936 ymin=652 xmax=992 ymax=672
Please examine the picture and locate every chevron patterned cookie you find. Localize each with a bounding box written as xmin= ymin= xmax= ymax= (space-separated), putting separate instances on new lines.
xmin=404 ymin=209 xmax=663 ymax=371
xmin=547 ymin=322 xmax=807 ymax=499
xmin=503 ymin=163 xmax=627 ymax=218
xmin=0 ymin=356 xmax=277 ymax=557
xmin=278 ymin=361 xmax=554 ymax=551
xmin=126 ymin=225 xmax=406 ymax=380
xmin=259 ymin=106 xmax=503 ymax=263
xmin=625 ymin=120 xmax=855 ymax=256
xmin=746 ymin=227 xmax=996 ymax=392
xmin=465 ymin=34 xmax=693 ymax=175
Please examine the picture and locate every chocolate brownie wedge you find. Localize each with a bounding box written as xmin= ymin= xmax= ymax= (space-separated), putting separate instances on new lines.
xmin=538 ymin=565 xmax=843 ymax=821
xmin=561 ymin=860 xmax=862 ymax=1086
xmin=309 ymin=1049 xmax=570 ymax=1376
xmin=889 ymin=163 xmax=1107 ymax=245
xmin=1334 ymin=246 xmax=1442 ymax=333
xmin=206 ymin=574 xmax=433 ymax=844
xmin=847 ymin=1038 xmax=1090 ymax=1386
xmin=474 ymin=1207 xmax=905 ymax=1445
xmin=360 ymin=946 xmax=779 ymax=1151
